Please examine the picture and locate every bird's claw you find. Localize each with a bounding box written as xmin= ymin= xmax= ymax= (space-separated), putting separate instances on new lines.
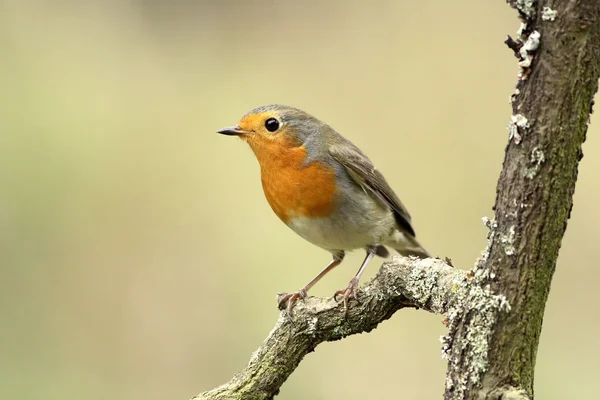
xmin=333 ymin=277 xmax=360 ymax=313
xmin=277 ymin=289 xmax=307 ymax=315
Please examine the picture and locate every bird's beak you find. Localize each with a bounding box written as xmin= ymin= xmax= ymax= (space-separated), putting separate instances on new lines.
xmin=217 ymin=126 xmax=248 ymax=136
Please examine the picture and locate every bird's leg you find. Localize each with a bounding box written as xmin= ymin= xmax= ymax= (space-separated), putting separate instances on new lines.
xmin=334 ymin=246 xmax=378 ymax=311
xmin=278 ymin=252 xmax=344 ymax=314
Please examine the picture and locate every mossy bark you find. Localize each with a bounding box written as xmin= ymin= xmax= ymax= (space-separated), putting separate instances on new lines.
xmin=443 ymin=1 xmax=600 ymax=399
xmin=194 ymin=259 xmax=463 ymax=400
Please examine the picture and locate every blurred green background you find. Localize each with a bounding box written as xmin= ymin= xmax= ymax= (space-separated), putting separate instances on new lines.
xmin=1 ymin=1 xmax=598 ymax=399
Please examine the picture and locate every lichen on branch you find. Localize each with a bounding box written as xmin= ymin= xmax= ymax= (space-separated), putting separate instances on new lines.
xmin=194 ymin=257 xmax=464 ymax=400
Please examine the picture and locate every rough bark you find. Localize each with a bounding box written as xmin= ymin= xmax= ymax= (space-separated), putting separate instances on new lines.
xmin=194 ymin=258 xmax=462 ymax=400
xmin=442 ymin=1 xmax=600 ymax=399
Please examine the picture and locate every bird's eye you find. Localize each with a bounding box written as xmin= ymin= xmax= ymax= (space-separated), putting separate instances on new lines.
xmin=264 ymin=118 xmax=280 ymax=132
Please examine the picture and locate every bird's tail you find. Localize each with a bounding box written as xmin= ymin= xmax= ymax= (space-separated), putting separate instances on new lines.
xmin=394 ymin=236 xmax=430 ymax=259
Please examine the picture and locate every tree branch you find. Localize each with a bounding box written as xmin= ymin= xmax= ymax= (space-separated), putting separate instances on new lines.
xmin=194 ymin=257 xmax=463 ymax=400
xmin=443 ymin=1 xmax=599 ymax=398
xmin=195 ymin=2 xmax=599 ymax=399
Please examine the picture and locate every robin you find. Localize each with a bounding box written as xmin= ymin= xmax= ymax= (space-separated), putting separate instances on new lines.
xmin=218 ymin=104 xmax=430 ymax=313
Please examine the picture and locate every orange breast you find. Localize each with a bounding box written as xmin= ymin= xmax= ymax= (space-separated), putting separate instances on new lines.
xmin=248 ymin=136 xmax=337 ymax=223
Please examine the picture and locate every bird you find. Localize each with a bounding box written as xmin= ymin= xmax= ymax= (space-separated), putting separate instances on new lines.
xmin=217 ymin=104 xmax=430 ymax=313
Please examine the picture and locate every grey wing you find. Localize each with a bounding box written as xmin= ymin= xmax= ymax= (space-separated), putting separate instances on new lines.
xmin=329 ymin=143 xmax=416 ymax=237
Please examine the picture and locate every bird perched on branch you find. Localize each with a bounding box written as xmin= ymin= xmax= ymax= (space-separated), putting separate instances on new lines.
xmin=218 ymin=104 xmax=429 ymax=313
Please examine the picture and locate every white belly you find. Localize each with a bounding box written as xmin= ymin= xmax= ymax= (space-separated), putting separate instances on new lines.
xmin=287 ymin=207 xmax=396 ymax=252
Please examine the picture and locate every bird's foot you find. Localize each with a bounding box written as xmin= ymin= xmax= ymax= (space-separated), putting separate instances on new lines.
xmin=277 ymin=289 xmax=307 ymax=315
xmin=333 ymin=277 xmax=360 ymax=312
